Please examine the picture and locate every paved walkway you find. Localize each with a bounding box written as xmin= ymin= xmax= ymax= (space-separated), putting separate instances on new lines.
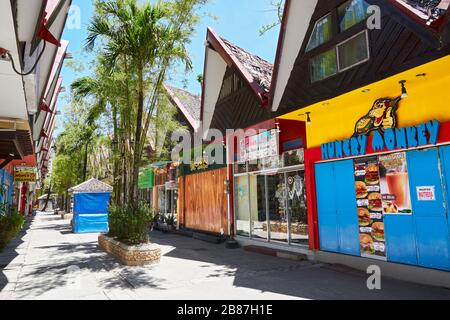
xmin=0 ymin=212 xmax=449 ymax=300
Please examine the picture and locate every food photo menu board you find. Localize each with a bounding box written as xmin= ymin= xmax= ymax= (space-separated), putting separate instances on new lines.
xmin=379 ymin=152 xmax=413 ymax=215
xmin=354 ymin=157 xmax=386 ymax=260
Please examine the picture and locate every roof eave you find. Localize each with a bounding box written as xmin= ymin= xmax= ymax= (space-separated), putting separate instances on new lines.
xmin=267 ymin=0 xmax=291 ymax=110
xmin=163 ymin=84 xmax=200 ymax=132
xmin=206 ymin=27 xmax=267 ymax=105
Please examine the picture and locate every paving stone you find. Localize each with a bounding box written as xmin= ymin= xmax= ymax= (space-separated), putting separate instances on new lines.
xmin=1 ymin=211 xmax=450 ymax=300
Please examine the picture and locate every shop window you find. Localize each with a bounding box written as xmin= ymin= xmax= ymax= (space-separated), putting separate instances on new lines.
xmin=337 ymin=31 xmax=369 ymax=71
xmin=310 ymin=30 xmax=369 ymax=82
xmin=235 ymin=162 xmax=248 ymax=174
xmin=250 ymin=175 xmax=268 ymax=240
xmin=259 ymin=156 xmax=281 ymax=171
xmin=267 ymin=173 xmax=289 ymax=243
xmin=283 ymin=149 xmax=305 ymax=167
xmin=310 ymin=48 xmax=337 ymax=82
xmin=306 ymin=14 xmax=332 ymax=52
xmin=338 ymin=0 xmax=370 ymax=32
xmin=235 ymin=176 xmax=250 ymax=237
xmin=287 ymin=171 xmax=308 ymax=245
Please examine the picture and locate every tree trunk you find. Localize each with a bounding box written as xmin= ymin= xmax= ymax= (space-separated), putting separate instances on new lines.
xmin=42 ymin=183 xmax=52 ymax=212
xmin=112 ymin=102 xmax=120 ymax=205
xmin=130 ymin=68 xmax=144 ymax=208
xmin=83 ymin=141 xmax=89 ymax=181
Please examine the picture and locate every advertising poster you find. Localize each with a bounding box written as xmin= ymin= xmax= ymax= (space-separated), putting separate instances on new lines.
xmin=14 ymin=166 xmax=37 ymax=183
xmin=258 ymin=131 xmax=270 ymax=158
xmin=379 ymin=152 xmax=413 ymax=215
xmin=248 ymin=135 xmax=259 ymax=161
xmin=239 ymin=137 xmax=247 ymax=162
xmin=354 ymin=157 xmax=386 ymax=260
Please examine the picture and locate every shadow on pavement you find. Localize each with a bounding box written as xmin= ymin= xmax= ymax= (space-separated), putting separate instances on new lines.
xmin=149 ymin=230 xmax=450 ymax=300
xmin=0 ymin=217 xmax=33 ymax=291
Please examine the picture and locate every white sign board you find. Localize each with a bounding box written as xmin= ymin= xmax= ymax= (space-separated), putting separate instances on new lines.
xmin=416 ymin=186 xmax=436 ymax=201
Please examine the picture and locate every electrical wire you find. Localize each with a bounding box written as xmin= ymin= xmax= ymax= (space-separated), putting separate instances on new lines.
xmin=6 ymin=41 xmax=47 ymax=76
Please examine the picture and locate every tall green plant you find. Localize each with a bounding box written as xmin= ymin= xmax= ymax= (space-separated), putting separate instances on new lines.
xmin=85 ymin=0 xmax=207 ymax=209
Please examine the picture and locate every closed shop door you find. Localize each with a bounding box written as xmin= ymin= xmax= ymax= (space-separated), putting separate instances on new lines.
xmin=407 ymin=149 xmax=450 ymax=270
xmin=316 ymin=162 xmax=339 ymax=253
xmin=440 ymin=146 xmax=450 ymax=245
xmin=335 ymin=160 xmax=361 ymax=255
xmin=316 ymin=160 xmax=360 ymax=256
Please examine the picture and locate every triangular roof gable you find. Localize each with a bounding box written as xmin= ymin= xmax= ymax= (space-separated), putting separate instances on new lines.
xmin=163 ymin=84 xmax=201 ymax=132
xmin=269 ymin=0 xmax=318 ymax=111
xmin=205 ymin=27 xmax=272 ymax=105
xmin=69 ymin=178 xmax=113 ymax=193
xmin=269 ymin=0 xmax=449 ymax=112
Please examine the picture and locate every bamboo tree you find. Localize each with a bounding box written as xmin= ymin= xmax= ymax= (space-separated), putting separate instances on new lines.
xmin=85 ymin=0 xmax=207 ymax=209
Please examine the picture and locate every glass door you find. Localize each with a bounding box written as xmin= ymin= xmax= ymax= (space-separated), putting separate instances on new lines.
xmin=286 ymin=170 xmax=309 ymax=246
xmin=267 ymin=173 xmax=288 ymax=243
xmin=235 ymin=175 xmax=250 ymax=237
xmin=249 ymin=174 xmax=268 ymax=240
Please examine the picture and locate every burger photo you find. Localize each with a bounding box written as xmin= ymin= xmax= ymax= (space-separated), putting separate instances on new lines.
xmin=360 ymin=234 xmax=375 ymax=255
xmin=368 ymin=192 xmax=383 ymax=211
xmin=355 ymin=181 xmax=368 ymax=199
xmin=365 ymin=163 xmax=379 ymax=185
xmin=372 ymin=222 xmax=385 ymax=242
xmin=358 ymin=208 xmax=372 ymax=227
xmin=383 ymin=201 xmax=398 ymax=214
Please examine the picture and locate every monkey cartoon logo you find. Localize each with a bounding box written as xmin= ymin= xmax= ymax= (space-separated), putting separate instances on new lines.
xmin=353 ymin=97 xmax=401 ymax=137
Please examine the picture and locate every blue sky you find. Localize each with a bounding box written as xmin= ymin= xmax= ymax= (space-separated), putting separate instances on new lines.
xmin=58 ymin=0 xmax=281 ymax=116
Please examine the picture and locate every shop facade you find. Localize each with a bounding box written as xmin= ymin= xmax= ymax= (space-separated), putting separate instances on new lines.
xmin=265 ymin=0 xmax=450 ymax=273
xmin=280 ymin=56 xmax=450 ymax=271
xmin=152 ymin=162 xmax=178 ymax=220
xmin=138 ymin=166 xmax=155 ymax=207
xmin=178 ymin=159 xmax=229 ymax=236
xmin=232 ymin=119 xmax=310 ymax=247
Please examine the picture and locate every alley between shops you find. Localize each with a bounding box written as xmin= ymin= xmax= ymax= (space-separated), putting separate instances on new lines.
xmin=0 ymin=212 xmax=449 ymax=300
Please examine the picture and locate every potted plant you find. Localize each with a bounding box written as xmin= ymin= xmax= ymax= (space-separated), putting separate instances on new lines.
xmin=99 ymin=203 xmax=161 ymax=266
xmin=166 ymin=214 xmax=176 ymax=231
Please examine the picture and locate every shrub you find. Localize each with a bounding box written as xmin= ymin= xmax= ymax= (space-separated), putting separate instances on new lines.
xmin=166 ymin=214 xmax=175 ymax=226
xmin=108 ymin=203 xmax=154 ymax=245
xmin=0 ymin=211 xmax=25 ymax=252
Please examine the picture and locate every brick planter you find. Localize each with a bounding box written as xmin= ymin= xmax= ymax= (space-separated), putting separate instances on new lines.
xmin=98 ymin=235 xmax=161 ymax=266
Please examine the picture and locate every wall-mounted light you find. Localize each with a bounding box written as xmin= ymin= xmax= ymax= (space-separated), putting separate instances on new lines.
xmin=298 ymin=112 xmax=312 ymax=126
xmin=275 ymin=121 xmax=281 ymax=134
xmin=306 ymin=112 xmax=312 ymax=126
xmin=399 ymin=80 xmax=408 ymax=99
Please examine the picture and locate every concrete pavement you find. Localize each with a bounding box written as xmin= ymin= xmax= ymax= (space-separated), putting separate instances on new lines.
xmin=1 ymin=212 xmax=449 ymax=300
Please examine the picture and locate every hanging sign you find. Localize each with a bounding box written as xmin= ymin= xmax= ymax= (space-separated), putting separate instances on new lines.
xmin=190 ymin=156 xmax=209 ymax=172
xmin=14 ymin=166 xmax=37 ymax=183
xmin=240 ymin=129 xmax=279 ymax=162
xmin=321 ymin=97 xmax=441 ymax=160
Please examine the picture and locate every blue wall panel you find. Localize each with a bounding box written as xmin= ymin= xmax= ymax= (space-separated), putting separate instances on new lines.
xmin=316 ymin=160 xmax=359 ymax=256
xmin=439 ymin=146 xmax=450 ymax=241
xmin=335 ymin=160 xmax=360 ymax=256
xmin=73 ymin=192 xmax=110 ymax=234
xmin=74 ymin=193 xmax=110 ymax=214
xmin=316 ymin=163 xmax=339 ymax=253
xmin=407 ymin=149 xmax=450 ymax=270
xmin=385 ymin=215 xmax=418 ymax=265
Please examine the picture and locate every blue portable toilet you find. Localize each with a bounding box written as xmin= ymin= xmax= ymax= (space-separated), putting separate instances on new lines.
xmin=69 ymin=178 xmax=113 ymax=234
